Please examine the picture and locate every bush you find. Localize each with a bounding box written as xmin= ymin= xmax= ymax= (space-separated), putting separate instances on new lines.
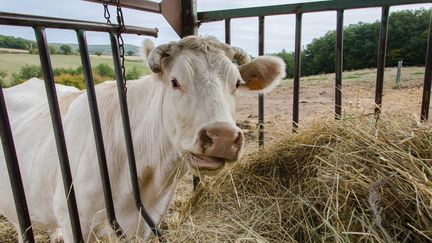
xmin=94 ymin=51 xmax=102 ymax=56
xmin=28 ymin=48 xmax=38 ymax=54
xmin=49 ymin=45 xmax=58 ymax=55
xmin=94 ymin=63 xmax=115 ymax=78
xmin=11 ymin=65 xmax=42 ymax=85
xmin=55 ymin=73 xmax=85 ymax=89
xmin=0 ymin=69 xmax=7 ymax=87
xmin=60 ymin=44 xmax=73 ymax=55
xmin=125 ymin=65 xmax=144 ymax=80
xmin=8 ymin=64 xmax=114 ymax=89
xmin=53 ymin=66 xmax=82 ymax=76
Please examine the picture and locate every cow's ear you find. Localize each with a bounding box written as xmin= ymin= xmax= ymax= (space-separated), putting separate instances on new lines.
xmin=239 ymin=56 xmax=285 ymax=93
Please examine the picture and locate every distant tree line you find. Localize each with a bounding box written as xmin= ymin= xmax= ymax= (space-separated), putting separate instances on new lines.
xmin=273 ymin=9 xmax=431 ymax=78
xmin=0 ymin=35 xmax=76 ymax=55
xmin=0 ymin=35 xmax=35 ymax=50
xmin=1 ymin=63 xmax=144 ymax=89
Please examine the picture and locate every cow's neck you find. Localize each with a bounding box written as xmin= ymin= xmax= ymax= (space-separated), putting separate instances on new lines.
xmin=125 ymin=76 xmax=184 ymax=223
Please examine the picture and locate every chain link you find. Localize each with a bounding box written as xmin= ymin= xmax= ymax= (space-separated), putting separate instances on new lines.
xmin=103 ymin=1 xmax=127 ymax=94
xmin=103 ymin=3 xmax=111 ymax=24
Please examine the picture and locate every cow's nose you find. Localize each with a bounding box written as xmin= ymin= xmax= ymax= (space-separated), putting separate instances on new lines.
xmin=198 ymin=123 xmax=244 ymax=161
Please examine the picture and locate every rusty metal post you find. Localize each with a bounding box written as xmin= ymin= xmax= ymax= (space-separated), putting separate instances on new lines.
xmin=375 ymin=6 xmax=390 ymax=116
xmin=335 ymin=10 xmax=344 ymax=119
xmin=421 ymin=13 xmax=432 ymax=121
xmin=293 ymin=13 xmax=302 ymax=132
xmin=180 ymin=0 xmax=197 ymax=36
xmin=258 ymin=16 xmax=265 ymax=147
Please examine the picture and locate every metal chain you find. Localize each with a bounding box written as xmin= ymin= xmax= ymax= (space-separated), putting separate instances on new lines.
xmin=103 ymin=1 xmax=127 ymax=94
xmin=103 ymin=3 xmax=111 ymax=24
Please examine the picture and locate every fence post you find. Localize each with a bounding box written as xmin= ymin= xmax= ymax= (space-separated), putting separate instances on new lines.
xmin=396 ymin=60 xmax=402 ymax=88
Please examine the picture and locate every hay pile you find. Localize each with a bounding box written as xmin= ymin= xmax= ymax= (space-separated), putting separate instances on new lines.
xmin=164 ymin=114 xmax=432 ymax=242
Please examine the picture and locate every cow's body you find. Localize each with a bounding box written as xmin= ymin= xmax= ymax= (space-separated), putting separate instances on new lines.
xmin=0 ymin=36 xmax=285 ymax=242
xmin=0 ymin=77 xmax=180 ymax=240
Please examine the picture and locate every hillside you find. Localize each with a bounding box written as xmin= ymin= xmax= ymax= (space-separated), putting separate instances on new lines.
xmin=0 ymin=35 xmax=141 ymax=55
xmin=50 ymin=43 xmax=141 ymax=55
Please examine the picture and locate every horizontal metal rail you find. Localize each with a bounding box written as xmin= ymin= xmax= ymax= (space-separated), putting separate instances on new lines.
xmin=0 ymin=12 xmax=158 ymax=37
xmin=198 ymin=0 xmax=432 ymax=23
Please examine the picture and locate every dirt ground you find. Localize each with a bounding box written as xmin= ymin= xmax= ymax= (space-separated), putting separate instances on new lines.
xmin=0 ymin=66 xmax=429 ymax=242
xmin=236 ymin=66 xmax=427 ymax=151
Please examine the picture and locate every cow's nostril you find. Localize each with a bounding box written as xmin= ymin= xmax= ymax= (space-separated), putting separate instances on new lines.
xmin=234 ymin=132 xmax=243 ymax=147
xmin=200 ymin=130 xmax=213 ymax=151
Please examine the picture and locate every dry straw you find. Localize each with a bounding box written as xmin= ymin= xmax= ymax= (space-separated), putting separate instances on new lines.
xmin=1 ymin=113 xmax=431 ymax=242
xmin=163 ymin=113 xmax=432 ymax=242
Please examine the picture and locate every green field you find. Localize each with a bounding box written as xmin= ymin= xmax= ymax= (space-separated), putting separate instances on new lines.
xmin=0 ymin=53 xmax=150 ymax=83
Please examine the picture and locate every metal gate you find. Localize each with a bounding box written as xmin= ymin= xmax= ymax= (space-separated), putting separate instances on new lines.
xmin=1 ymin=0 xmax=432 ymax=242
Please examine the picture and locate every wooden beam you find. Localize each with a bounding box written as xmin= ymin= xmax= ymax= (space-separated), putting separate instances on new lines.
xmin=160 ymin=0 xmax=197 ymax=37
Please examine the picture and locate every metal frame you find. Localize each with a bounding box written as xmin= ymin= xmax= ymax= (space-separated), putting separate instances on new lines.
xmin=198 ymin=0 xmax=432 ymax=22
xmin=0 ymin=11 xmax=159 ymax=243
xmin=1 ymin=0 xmax=432 ymax=242
xmin=196 ymin=0 xmax=432 ymax=137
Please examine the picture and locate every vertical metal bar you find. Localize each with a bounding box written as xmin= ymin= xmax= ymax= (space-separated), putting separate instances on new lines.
xmin=0 ymin=88 xmax=35 ymax=243
xmin=421 ymin=13 xmax=432 ymax=121
xmin=179 ymin=0 xmax=200 ymax=191
xmin=76 ymin=30 xmax=125 ymax=239
xmin=293 ymin=13 xmax=302 ymax=132
xmin=374 ymin=6 xmax=390 ymax=115
xmin=258 ymin=16 xmax=265 ymax=147
xmin=109 ymin=33 xmax=163 ymax=240
xmin=335 ymin=10 xmax=344 ymax=119
xmin=225 ymin=18 xmax=231 ymax=44
xmin=180 ymin=0 xmax=197 ymax=36
xmin=33 ymin=27 xmax=83 ymax=243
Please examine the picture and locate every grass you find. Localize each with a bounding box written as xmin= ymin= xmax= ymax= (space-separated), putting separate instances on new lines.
xmin=294 ymin=66 xmax=426 ymax=88
xmin=0 ymin=53 xmax=150 ymax=82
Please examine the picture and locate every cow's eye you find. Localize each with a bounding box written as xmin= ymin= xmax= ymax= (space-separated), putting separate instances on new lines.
xmin=171 ymin=79 xmax=180 ymax=88
xmin=236 ymin=80 xmax=241 ymax=88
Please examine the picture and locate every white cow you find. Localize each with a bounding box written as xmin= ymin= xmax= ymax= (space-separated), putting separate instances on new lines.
xmin=0 ymin=36 xmax=285 ymax=242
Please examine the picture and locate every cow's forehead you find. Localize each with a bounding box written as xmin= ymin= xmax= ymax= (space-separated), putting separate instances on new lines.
xmin=171 ymin=50 xmax=239 ymax=85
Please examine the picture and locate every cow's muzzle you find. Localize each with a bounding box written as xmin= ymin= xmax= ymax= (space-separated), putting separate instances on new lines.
xmin=196 ymin=122 xmax=244 ymax=161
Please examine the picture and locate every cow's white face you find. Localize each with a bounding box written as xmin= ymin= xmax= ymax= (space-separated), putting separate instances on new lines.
xmin=146 ymin=36 xmax=285 ymax=176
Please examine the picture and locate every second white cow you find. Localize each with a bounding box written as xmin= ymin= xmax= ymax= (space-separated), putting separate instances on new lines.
xmin=0 ymin=36 xmax=285 ymax=242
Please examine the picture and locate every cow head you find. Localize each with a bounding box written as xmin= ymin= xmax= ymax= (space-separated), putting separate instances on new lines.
xmin=145 ymin=36 xmax=285 ymax=176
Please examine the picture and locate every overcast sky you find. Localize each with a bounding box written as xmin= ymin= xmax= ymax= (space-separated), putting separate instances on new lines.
xmin=0 ymin=0 xmax=430 ymax=56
